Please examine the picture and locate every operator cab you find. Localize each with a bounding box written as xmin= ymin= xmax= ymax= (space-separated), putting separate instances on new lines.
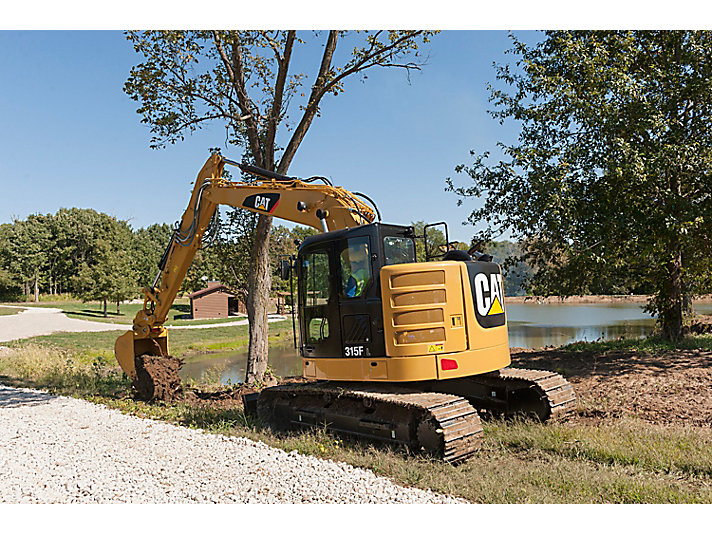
xmin=296 ymin=223 xmax=417 ymax=360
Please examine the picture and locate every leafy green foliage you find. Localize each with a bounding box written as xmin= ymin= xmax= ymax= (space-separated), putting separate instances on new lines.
xmin=0 ymin=208 xmax=315 ymax=304
xmin=133 ymin=223 xmax=173 ymax=287
xmin=450 ymin=31 xmax=712 ymax=339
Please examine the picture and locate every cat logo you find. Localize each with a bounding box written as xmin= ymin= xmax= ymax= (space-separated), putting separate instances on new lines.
xmin=242 ymin=193 xmax=280 ymax=213
xmin=473 ymin=272 xmax=505 ymax=317
xmin=254 ymin=196 xmax=271 ymax=210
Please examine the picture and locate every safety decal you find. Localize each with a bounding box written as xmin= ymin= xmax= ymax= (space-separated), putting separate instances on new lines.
xmin=243 ymin=193 xmax=280 ymax=213
xmin=428 ymin=343 xmax=444 ymax=353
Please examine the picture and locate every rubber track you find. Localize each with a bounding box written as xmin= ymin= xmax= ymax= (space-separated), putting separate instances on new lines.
xmin=495 ymin=367 xmax=577 ymax=421
xmin=257 ymin=383 xmax=483 ymax=462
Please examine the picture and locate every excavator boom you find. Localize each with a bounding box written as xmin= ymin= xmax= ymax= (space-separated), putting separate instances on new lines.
xmin=115 ymin=154 xmax=376 ymax=381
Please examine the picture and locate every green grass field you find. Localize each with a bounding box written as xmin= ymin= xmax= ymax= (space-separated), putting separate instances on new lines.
xmin=14 ymin=298 xmax=248 ymax=326
xmin=0 ymin=306 xmax=22 ymax=316
xmin=2 ymin=317 xmax=296 ymax=357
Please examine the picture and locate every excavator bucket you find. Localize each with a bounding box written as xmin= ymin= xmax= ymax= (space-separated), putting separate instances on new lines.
xmin=115 ymin=329 xmax=170 ymax=379
xmin=115 ymin=331 xmax=139 ymax=379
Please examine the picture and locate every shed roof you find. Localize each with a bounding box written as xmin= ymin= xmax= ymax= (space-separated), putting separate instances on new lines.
xmin=186 ymin=284 xmax=235 ymax=299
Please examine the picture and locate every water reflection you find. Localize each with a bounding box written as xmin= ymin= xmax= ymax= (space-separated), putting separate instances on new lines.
xmin=179 ymin=301 xmax=712 ymax=384
xmin=506 ymin=302 xmax=656 ymax=348
xmin=180 ymin=344 xmax=300 ymax=386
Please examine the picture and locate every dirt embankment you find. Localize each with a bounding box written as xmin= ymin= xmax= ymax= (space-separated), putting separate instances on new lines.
xmin=511 ymin=346 xmax=712 ymax=427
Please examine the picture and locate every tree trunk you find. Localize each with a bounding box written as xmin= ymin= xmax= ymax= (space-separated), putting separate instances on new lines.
xmin=244 ymin=214 xmax=273 ymax=384
xmin=660 ymin=249 xmax=683 ymax=341
xmin=34 ymin=271 xmax=39 ymax=303
xmin=103 ymin=299 xmax=108 ymax=318
xmin=117 ymin=299 xmax=121 ymax=315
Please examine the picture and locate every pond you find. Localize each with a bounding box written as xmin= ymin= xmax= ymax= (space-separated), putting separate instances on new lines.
xmin=179 ymin=301 xmax=712 ymax=385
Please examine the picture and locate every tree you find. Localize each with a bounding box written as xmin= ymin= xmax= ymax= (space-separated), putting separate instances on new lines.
xmin=73 ymin=215 xmax=136 ymax=316
xmin=125 ymin=30 xmax=437 ymax=382
xmin=269 ymin=224 xmax=318 ymax=294
xmin=482 ymin=240 xmax=531 ymax=296
xmin=133 ymin=223 xmax=173 ymax=288
xmin=54 ymin=208 xmax=111 ymax=295
xmin=449 ymin=31 xmax=712 ymax=340
xmin=9 ymin=215 xmax=52 ymax=302
xmin=0 ymin=223 xmax=22 ymax=301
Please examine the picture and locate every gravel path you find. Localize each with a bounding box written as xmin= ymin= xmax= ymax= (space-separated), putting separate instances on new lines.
xmin=0 ymin=384 xmax=464 ymax=504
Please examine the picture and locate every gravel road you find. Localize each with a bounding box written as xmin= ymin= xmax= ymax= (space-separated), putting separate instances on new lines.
xmin=0 ymin=384 xmax=465 ymax=504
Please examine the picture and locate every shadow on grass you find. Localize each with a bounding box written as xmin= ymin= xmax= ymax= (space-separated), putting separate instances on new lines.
xmin=65 ymin=309 xmax=125 ymax=319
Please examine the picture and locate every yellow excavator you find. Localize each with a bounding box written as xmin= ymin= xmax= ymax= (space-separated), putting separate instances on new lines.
xmin=114 ymin=154 xmax=576 ymax=462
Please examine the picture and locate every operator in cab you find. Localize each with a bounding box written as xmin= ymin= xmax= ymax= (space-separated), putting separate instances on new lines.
xmin=341 ymin=239 xmax=371 ymax=298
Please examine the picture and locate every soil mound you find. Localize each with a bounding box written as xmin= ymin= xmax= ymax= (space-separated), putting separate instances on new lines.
xmin=511 ymin=347 xmax=712 ymax=426
xmin=182 ymin=376 xmax=310 ymax=409
xmin=132 ymin=354 xmax=184 ymax=402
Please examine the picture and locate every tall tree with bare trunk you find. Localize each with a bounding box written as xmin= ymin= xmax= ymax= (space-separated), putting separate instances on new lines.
xmin=124 ymin=30 xmax=437 ymax=383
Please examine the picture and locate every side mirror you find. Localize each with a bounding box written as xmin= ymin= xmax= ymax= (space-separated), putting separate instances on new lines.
xmin=279 ymin=259 xmax=291 ymax=281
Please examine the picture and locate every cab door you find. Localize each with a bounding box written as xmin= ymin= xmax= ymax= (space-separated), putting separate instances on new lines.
xmin=337 ymin=235 xmax=380 ymax=359
xmin=299 ymin=243 xmax=341 ymax=358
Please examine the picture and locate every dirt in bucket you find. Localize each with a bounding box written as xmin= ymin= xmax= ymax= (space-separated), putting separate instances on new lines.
xmin=132 ymin=354 xmax=184 ymax=402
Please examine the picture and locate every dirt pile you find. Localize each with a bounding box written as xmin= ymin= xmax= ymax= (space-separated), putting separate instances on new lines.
xmin=181 ymin=376 xmax=310 ymax=410
xmin=132 ymin=354 xmax=184 ymax=402
xmin=511 ymin=347 xmax=712 ymax=426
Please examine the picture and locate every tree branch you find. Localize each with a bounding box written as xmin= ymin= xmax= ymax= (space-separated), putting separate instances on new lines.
xmin=212 ymin=31 xmax=264 ymax=165
xmin=278 ymin=31 xmax=338 ymax=174
xmin=265 ymin=31 xmax=295 ymax=170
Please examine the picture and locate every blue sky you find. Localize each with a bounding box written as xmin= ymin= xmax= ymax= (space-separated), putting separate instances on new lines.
xmin=0 ymin=30 xmax=540 ymax=243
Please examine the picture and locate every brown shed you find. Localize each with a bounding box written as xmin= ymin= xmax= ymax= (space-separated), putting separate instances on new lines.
xmin=186 ymin=281 xmax=236 ymax=319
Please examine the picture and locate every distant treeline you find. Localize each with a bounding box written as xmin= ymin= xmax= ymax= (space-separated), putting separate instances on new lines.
xmin=0 ymin=208 xmax=314 ymax=308
xmin=0 ymin=209 xmax=533 ymax=305
xmin=482 ymin=241 xmax=530 ymax=296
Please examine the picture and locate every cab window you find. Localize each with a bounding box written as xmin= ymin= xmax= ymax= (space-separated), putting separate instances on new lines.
xmin=383 ymin=236 xmax=415 ymax=265
xmin=340 ymin=237 xmax=372 ymax=298
xmin=301 ymin=249 xmax=332 ymax=343
xmin=301 ymin=250 xmax=330 ymax=307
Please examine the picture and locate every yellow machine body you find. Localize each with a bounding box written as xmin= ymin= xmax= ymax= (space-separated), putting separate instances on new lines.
xmin=301 ymin=261 xmax=510 ymax=381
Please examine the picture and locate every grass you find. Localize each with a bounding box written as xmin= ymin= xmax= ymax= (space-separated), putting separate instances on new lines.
xmin=564 ymin=332 xmax=712 ymax=353
xmin=1 ymin=318 xmax=296 ymax=358
xmin=12 ymin=298 xmax=248 ymax=326
xmin=0 ymin=344 xmax=129 ymax=397
xmin=3 ymin=334 xmax=712 ymax=503
xmin=0 ymin=306 xmax=22 ymax=316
